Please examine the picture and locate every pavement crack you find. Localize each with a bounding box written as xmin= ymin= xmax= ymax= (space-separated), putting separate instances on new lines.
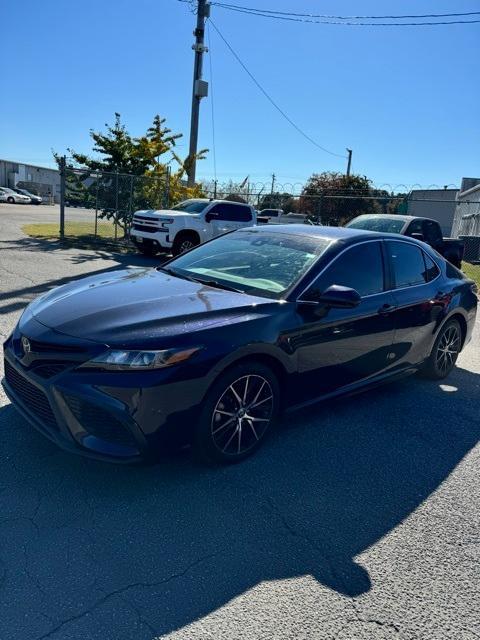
xmin=34 ymin=551 xmax=219 ymax=640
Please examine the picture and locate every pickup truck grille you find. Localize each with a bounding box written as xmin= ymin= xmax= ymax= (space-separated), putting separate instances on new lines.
xmin=132 ymin=223 xmax=157 ymax=233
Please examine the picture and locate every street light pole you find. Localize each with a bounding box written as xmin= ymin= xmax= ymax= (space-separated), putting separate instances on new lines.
xmin=187 ymin=0 xmax=210 ymax=187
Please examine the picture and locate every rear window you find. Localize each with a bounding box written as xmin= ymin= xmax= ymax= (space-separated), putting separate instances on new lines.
xmin=347 ymin=215 xmax=405 ymax=234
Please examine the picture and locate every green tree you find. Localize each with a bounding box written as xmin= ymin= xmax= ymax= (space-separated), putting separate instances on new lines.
xmin=59 ymin=113 xmax=207 ymax=233
xmin=299 ymin=172 xmax=379 ymax=225
xmin=258 ymin=192 xmax=293 ymax=211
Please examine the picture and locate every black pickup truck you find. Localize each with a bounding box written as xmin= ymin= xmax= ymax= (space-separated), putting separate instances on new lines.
xmin=346 ymin=214 xmax=464 ymax=268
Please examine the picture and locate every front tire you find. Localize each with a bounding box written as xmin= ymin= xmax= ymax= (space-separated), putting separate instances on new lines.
xmin=172 ymin=233 xmax=199 ymax=256
xmin=422 ymin=318 xmax=462 ymax=380
xmin=137 ymin=244 xmax=157 ymax=257
xmin=193 ymin=362 xmax=280 ymax=465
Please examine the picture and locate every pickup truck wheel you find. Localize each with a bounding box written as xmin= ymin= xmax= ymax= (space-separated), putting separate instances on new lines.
xmin=137 ymin=242 xmax=157 ymax=257
xmin=173 ymin=233 xmax=199 ymax=256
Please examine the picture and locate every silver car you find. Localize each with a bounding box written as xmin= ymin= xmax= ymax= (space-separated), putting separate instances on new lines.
xmin=13 ymin=187 xmax=42 ymax=204
xmin=0 ymin=187 xmax=31 ymax=204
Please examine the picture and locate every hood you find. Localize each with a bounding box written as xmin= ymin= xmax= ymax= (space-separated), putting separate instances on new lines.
xmin=27 ymin=268 xmax=274 ymax=345
xmin=134 ymin=209 xmax=200 ymax=219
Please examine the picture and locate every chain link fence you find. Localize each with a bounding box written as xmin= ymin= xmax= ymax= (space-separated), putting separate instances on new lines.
xmin=62 ymin=167 xmax=171 ymax=242
xmin=58 ymin=169 xmax=480 ymax=262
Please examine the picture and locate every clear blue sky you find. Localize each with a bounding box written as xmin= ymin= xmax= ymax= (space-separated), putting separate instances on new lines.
xmin=1 ymin=0 xmax=479 ymax=190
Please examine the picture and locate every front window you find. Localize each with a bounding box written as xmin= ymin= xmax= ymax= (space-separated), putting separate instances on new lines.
xmin=347 ymin=215 xmax=405 ymax=234
xmin=161 ymin=230 xmax=330 ymax=299
xmin=310 ymin=241 xmax=385 ymax=298
xmin=171 ymin=200 xmax=209 ymax=214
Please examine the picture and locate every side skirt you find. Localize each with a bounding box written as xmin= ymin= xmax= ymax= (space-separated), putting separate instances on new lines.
xmin=285 ymin=365 xmax=421 ymax=414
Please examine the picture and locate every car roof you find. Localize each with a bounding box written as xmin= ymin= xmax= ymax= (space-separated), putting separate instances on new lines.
xmin=352 ymin=213 xmax=437 ymax=224
xmin=242 ymin=223 xmax=415 ymax=243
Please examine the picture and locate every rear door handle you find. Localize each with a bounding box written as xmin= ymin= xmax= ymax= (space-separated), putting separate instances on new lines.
xmin=378 ymin=303 xmax=396 ymax=316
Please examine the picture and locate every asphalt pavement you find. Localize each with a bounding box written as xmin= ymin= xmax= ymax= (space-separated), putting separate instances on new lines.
xmin=0 ymin=204 xmax=479 ymax=639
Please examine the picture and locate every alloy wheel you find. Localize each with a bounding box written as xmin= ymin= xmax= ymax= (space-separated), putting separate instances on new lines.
xmin=435 ymin=324 xmax=461 ymax=375
xmin=211 ymin=375 xmax=274 ymax=456
xmin=180 ymin=240 xmax=195 ymax=253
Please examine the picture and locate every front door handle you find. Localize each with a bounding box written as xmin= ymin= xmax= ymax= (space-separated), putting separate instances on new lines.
xmin=378 ymin=303 xmax=396 ymax=316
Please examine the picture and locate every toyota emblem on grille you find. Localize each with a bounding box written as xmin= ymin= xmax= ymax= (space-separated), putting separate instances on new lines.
xmin=21 ymin=336 xmax=31 ymax=354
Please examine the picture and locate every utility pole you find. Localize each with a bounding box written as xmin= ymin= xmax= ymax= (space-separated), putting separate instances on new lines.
xmin=346 ymin=148 xmax=352 ymax=177
xmin=187 ymin=0 xmax=210 ymax=187
xmin=270 ymin=173 xmax=276 ymax=195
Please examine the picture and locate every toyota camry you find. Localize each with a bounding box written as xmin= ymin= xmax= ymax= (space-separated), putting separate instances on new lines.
xmin=2 ymin=226 xmax=477 ymax=464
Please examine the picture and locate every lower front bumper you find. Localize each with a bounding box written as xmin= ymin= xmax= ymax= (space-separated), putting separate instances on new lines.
xmin=2 ymin=355 xmax=147 ymax=464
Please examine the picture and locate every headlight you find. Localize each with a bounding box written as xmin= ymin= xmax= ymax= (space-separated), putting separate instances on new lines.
xmin=79 ymin=347 xmax=201 ymax=371
xmin=160 ymin=218 xmax=175 ymax=227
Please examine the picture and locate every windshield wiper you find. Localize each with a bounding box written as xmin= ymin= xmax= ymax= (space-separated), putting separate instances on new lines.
xmin=159 ymin=267 xmax=243 ymax=293
xmin=192 ymin=277 xmax=244 ymax=294
xmin=158 ymin=266 xmax=198 ymax=283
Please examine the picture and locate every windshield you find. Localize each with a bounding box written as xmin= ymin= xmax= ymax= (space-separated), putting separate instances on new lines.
xmin=346 ymin=215 xmax=405 ymax=234
xmin=171 ymin=200 xmax=209 ymax=214
xmin=162 ymin=229 xmax=330 ymax=299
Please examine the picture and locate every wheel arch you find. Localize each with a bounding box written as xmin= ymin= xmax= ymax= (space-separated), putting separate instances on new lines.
xmin=205 ymin=350 xmax=291 ymax=408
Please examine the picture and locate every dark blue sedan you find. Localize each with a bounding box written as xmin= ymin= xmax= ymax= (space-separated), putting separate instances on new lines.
xmin=2 ymin=226 xmax=477 ymax=464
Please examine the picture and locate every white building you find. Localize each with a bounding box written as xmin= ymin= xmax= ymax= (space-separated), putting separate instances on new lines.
xmin=407 ymin=188 xmax=459 ymax=236
xmin=0 ymin=159 xmax=60 ymax=203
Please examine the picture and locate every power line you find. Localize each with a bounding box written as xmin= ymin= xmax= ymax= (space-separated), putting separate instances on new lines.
xmin=211 ymin=3 xmax=480 ymax=26
xmin=208 ymin=18 xmax=347 ymax=159
xmin=212 ymin=3 xmax=480 ymax=21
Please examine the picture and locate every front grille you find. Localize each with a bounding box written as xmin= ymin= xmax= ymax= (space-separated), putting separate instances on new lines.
xmin=28 ymin=339 xmax=86 ymax=354
xmin=4 ymin=360 xmax=58 ymax=431
xmin=133 ymin=223 xmax=157 ymax=233
xmin=63 ymin=394 xmax=137 ymax=448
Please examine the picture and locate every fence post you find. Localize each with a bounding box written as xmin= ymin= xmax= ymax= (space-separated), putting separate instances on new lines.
xmin=114 ymin=169 xmax=119 ymax=241
xmin=59 ymin=155 xmax=66 ymax=239
xmin=165 ymin=166 xmax=171 ymax=209
xmin=94 ymin=173 xmax=99 ymax=238
xmin=129 ymin=174 xmax=134 ymax=216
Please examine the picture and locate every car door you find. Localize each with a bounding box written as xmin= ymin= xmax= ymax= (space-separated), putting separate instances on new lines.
xmin=207 ymin=203 xmax=253 ymax=237
xmin=287 ymin=240 xmax=397 ymax=403
xmin=385 ymin=240 xmax=443 ymax=368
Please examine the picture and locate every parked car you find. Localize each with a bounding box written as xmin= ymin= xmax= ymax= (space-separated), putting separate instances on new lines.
xmin=0 ymin=191 xmax=7 ymax=203
xmin=3 ymin=226 xmax=477 ymax=465
xmin=346 ymin=214 xmax=464 ymax=269
xmin=0 ymin=187 xmax=31 ymax=204
xmin=130 ymin=199 xmax=256 ymax=256
xmin=260 ymin=208 xmax=284 ymax=220
xmin=13 ymin=187 xmax=42 ymax=205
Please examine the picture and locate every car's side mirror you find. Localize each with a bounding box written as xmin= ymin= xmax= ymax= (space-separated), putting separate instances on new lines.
xmin=410 ymin=232 xmax=425 ymax=242
xmin=205 ymin=212 xmax=218 ymax=223
xmin=299 ymin=285 xmax=361 ymax=310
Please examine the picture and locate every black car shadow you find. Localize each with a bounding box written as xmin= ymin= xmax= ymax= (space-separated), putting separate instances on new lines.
xmin=0 ymin=365 xmax=479 ymax=638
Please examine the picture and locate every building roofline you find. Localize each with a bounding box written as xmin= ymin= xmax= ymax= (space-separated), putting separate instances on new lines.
xmin=0 ymin=158 xmax=58 ymax=172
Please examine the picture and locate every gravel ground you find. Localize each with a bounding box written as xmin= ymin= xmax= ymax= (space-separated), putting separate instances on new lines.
xmin=1 ymin=204 xmax=479 ymax=640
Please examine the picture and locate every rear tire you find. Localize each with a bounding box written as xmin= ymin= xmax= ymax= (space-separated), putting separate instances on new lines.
xmin=192 ymin=362 xmax=280 ymax=465
xmin=422 ymin=318 xmax=462 ymax=380
xmin=172 ymin=233 xmax=199 ymax=256
xmin=7 ymin=197 xmax=14 ymax=204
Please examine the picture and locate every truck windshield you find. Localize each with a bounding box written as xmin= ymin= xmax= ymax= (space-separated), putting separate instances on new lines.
xmin=347 ymin=215 xmax=405 ymax=233
xmin=171 ymin=200 xmax=209 ymax=214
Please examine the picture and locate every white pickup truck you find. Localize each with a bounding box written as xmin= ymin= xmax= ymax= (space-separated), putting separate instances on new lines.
xmin=130 ymin=199 xmax=257 ymax=256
